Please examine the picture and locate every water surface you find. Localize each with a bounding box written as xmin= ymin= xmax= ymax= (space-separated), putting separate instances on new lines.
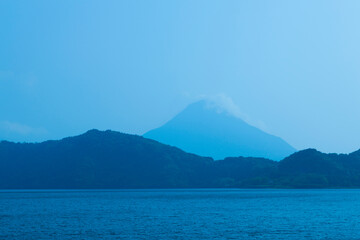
xmin=1 ymin=189 xmax=360 ymax=239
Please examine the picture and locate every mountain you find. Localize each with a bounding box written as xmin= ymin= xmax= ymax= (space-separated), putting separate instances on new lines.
xmin=276 ymin=149 xmax=360 ymax=188
xmin=1 ymin=129 xmax=360 ymax=189
xmin=144 ymin=100 xmax=296 ymax=160
xmin=0 ymin=130 xmax=214 ymax=189
xmin=212 ymin=149 xmax=360 ymax=188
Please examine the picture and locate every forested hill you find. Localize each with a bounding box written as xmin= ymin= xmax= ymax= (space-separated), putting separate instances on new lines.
xmin=0 ymin=130 xmax=214 ymax=189
xmin=1 ymin=129 xmax=360 ymax=189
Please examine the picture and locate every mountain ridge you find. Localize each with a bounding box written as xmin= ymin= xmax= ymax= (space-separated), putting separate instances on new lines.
xmin=1 ymin=129 xmax=360 ymax=189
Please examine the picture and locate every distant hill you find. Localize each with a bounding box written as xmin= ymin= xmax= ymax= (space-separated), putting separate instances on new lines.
xmin=0 ymin=130 xmax=214 ymax=189
xmin=1 ymin=130 xmax=360 ymax=189
xmin=144 ymin=100 xmax=296 ymax=160
xmin=276 ymin=149 xmax=360 ymax=188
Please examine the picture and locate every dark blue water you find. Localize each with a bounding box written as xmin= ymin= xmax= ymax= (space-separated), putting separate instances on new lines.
xmin=1 ymin=189 xmax=360 ymax=239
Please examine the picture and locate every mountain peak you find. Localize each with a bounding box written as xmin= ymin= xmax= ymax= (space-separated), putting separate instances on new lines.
xmin=288 ymin=148 xmax=321 ymax=156
xmin=187 ymin=98 xmax=246 ymax=120
xmin=84 ymin=129 xmax=102 ymax=135
xmin=144 ymin=100 xmax=296 ymax=160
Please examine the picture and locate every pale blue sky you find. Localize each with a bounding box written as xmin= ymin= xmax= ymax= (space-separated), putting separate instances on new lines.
xmin=1 ymin=0 xmax=360 ymax=153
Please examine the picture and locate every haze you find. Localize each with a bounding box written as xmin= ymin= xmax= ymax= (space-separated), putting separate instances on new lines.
xmin=1 ymin=0 xmax=360 ymax=153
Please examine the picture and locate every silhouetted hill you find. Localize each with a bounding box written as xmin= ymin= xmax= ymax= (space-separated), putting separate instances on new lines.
xmin=1 ymin=130 xmax=360 ymax=189
xmin=144 ymin=100 xmax=296 ymax=160
xmin=275 ymin=149 xmax=360 ymax=188
xmin=0 ymin=130 xmax=214 ymax=189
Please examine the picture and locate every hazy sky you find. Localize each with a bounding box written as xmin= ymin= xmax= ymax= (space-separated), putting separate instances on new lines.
xmin=1 ymin=0 xmax=360 ymax=153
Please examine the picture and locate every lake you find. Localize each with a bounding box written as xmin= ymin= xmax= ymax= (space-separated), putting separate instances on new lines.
xmin=1 ymin=189 xmax=360 ymax=239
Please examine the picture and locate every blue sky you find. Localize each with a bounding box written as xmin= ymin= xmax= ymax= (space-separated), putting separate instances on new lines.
xmin=1 ymin=0 xmax=360 ymax=153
